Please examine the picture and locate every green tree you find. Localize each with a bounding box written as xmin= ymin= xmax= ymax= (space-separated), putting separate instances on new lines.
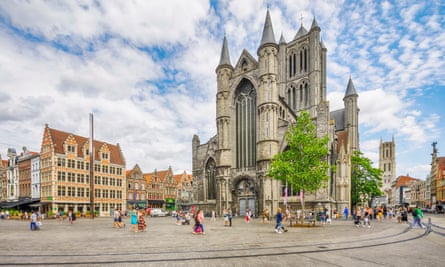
xmin=351 ymin=150 xmax=383 ymax=207
xmin=267 ymin=111 xmax=332 ymax=223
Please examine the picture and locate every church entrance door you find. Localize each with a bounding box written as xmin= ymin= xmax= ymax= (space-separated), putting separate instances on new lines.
xmin=237 ymin=179 xmax=256 ymax=216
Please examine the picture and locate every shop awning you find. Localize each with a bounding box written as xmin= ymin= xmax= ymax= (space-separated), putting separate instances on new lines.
xmin=0 ymin=198 xmax=40 ymax=209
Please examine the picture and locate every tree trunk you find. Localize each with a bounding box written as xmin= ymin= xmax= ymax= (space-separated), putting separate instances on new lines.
xmin=300 ymin=189 xmax=305 ymax=224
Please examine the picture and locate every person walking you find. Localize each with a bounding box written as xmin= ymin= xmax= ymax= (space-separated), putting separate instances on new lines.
xmin=130 ymin=209 xmax=138 ymax=233
xmin=363 ymin=207 xmax=371 ymax=228
xmin=193 ymin=209 xmax=205 ymax=234
xmin=245 ymin=209 xmax=251 ymax=223
xmin=367 ymin=206 xmax=374 ymax=221
xmin=274 ymin=208 xmax=287 ymax=234
xmin=68 ymin=210 xmax=73 ymax=224
xmin=343 ymin=206 xmax=349 ymax=220
xmin=412 ymin=206 xmax=424 ymax=228
xmin=377 ymin=206 xmax=383 ymax=221
xmin=262 ymin=209 xmax=268 ymax=224
xmin=223 ymin=209 xmax=229 ymax=226
xmin=284 ymin=207 xmax=291 ymax=226
xmin=211 ymin=210 xmax=216 ymax=223
xmin=228 ymin=208 xmax=233 ymax=227
xmin=30 ymin=211 xmax=39 ymax=231
xmin=354 ymin=207 xmax=362 ymax=227
xmin=137 ymin=209 xmax=146 ymax=232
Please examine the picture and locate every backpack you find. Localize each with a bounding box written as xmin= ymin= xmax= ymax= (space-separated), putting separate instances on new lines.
xmin=412 ymin=209 xmax=417 ymax=217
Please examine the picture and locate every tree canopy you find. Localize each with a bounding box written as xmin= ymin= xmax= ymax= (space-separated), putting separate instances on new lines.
xmin=267 ymin=111 xmax=331 ymax=194
xmin=351 ymin=150 xmax=383 ymax=207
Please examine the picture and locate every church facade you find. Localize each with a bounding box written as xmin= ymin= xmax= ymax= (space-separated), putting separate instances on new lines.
xmin=192 ymin=11 xmax=359 ymax=217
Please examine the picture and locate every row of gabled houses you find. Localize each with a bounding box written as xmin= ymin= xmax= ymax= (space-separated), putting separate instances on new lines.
xmin=377 ymin=142 xmax=445 ymax=209
xmin=0 ymin=124 xmax=193 ymax=217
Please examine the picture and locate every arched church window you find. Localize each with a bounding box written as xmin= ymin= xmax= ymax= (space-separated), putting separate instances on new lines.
xmin=299 ymin=84 xmax=303 ymax=106
xmin=287 ymin=85 xmax=297 ymax=111
xmin=288 ymin=52 xmax=297 ymax=78
xmin=299 ymin=50 xmax=303 ymax=73
xmin=235 ymin=79 xmax=256 ymax=169
xmin=205 ymin=158 xmax=216 ymax=200
xmin=288 ymin=56 xmax=292 ymax=78
xmin=299 ymin=47 xmax=308 ymax=73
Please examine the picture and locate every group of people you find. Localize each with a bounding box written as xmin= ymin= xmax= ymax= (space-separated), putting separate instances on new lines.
xmin=222 ymin=208 xmax=233 ymax=226
xmin=353 ymin=207 xmax=373 ymax=228
xmin=348 ymin=205 xmax=425 ymax=228
xmin=127 ymin=209 xmax=146 ymax=232
xmin=175 ymin=211 xmax=192 ymax=225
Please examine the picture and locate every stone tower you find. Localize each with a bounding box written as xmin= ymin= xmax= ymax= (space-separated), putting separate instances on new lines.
xmin=379 ymin=137 xmax=396 ymax=201
xmin=192 ymin=10 xmax=360 ymax=217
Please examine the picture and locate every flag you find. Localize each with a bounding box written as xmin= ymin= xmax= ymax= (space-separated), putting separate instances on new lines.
xmin=299 ymin=190 xmax=303 ymax=201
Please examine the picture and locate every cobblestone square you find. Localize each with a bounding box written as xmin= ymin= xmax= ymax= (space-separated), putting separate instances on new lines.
xmin=0 ymin=215 xmax=444 ymax=266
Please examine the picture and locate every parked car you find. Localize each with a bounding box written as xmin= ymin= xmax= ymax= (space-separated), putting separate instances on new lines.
xmin=427 ymin=205 xmax=445 ymax=214
xmin=150 ymin=208 xmax=168 ymax=217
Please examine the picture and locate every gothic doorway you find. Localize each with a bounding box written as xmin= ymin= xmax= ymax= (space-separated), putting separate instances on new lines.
xmin=236 ymin=178 xmax=256 ymax=216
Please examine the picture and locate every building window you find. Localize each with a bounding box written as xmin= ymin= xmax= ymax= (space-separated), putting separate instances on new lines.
xmin=206 ymin=158 xmax=217 ymax=200
xmin=235 ymin=79 xmax=256 ymax=169
xmin=95 ymin=189 xmax=101 ymax=198
xmin=67 ymin=186 xmax=75 ymax=197
xmin=67 ymin=172 xmax=75 ymax=182
xmin=57 ymin=158 xmax=66 ymax=167
xmin=67 ymin=145 xmax=76 ymax=153
xmin=288 ymin=52 xmax=297 ymax=78
xmin=58 ymin=186 xmax=66 ymax=196
xmin=57 ymin=171 xmax=66 ymax=182
xmin=77 ymin=161 xmax=84 ymax=170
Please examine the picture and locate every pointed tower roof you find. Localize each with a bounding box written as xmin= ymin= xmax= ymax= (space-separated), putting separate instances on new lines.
xmin=344 ymin=76 xmax=358 ymax=97
xmin=260 ymin=9 xmax=276 ymax=46
xmin=321 ymin=39 xmax=327 ymax=49
xmin=218 ymin=34 xmax=232 ymax=66
xmin=310 ymin=17 xmax=320 ymax=31
xmin=279 ymin=32 xmax=286 ymax=44
xmin=294 ymin=24 xmax=308 ymax=39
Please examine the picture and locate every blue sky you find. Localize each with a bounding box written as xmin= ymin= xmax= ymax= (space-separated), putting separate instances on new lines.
xmin=0 ymin=0 xmax=444 ymax=179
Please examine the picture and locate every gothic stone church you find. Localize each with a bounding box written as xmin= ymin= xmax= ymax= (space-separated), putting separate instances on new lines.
xmin=192 ymin=11 xmax=359 ymax=217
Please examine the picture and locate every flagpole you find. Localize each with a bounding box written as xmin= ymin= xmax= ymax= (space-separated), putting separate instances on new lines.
xmin=89 ymin=113 xmax=94 ymax=219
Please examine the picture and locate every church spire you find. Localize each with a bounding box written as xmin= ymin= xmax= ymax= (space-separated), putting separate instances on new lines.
xmin=260 ymin=9 xmax=276 ymax=46
xmin=218 ymin=34 xmax=232 ymax=66
xmin=344 ymin=76 xmax=358 ymax=97
xmin=310 ymin=17 xmax=320 ymax=31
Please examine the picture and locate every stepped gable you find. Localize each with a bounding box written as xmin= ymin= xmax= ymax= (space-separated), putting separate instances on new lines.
xmin=47 ymin=127 xmax=125 ymax=165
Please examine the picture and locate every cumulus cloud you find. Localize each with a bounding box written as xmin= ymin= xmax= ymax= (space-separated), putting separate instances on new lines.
xmin=0 ymin=0 xmax=443 ymax=178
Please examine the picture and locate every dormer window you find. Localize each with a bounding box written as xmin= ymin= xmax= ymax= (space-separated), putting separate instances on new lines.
xmin=102 ymin=153 xmax=109 ymax=159
xmin=67 ymin=145 xmax=76 ymax=153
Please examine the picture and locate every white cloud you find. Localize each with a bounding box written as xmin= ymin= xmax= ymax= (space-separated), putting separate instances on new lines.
xmin=0 ymin=0 xmax=444 ymax=179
